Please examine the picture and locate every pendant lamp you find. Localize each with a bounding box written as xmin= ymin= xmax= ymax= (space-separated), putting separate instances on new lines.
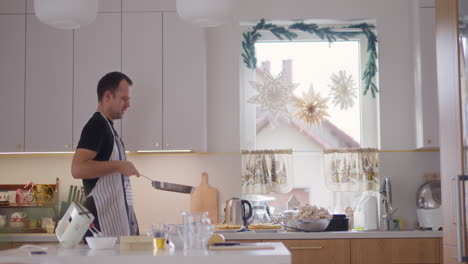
xmin=34 ymin=0 xmax=98 ymax=29
xmin=176 ymin=0 xmax=233 ymax=27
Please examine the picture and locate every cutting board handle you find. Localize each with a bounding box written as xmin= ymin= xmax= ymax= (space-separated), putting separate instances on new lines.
xmin=201 ymin=172 xmax=208 ymax=184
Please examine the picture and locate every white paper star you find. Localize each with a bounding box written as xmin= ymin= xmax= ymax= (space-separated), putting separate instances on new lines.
xmin=248 ymin=71 xmax=299 ymax=124
xmin=329 ymin=70 xmax=357 ymax=110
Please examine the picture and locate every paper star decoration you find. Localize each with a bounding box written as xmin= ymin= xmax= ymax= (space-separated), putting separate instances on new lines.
xmin=293 ymin=84 xmax=329 ymax=127
xmin=328 ymin=70 xmax=357 ymax=110
xmin=248 ymin=71 xmax=299 ymax=124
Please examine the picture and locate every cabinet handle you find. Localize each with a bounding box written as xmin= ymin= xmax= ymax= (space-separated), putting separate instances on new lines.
xmin=165 ymin=143 xmax=171 ymax=147
xmin=16 ymin=144 xmax=22 ymax=149
xmin=155 ymin=143 xmax=160 ymax=148
xmin=64 ymin=144 xmax=70 ymax=148
xmin=289 ymin=246 xmax=323 ymax=250
xmin=456 ymin=175 xmax=468 ymax=262
xmin=426 ymin=139 xmax=432 ymax=144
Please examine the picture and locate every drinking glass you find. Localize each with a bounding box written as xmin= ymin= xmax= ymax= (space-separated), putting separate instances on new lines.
xmin=151 ymin=223 xmax=168 ymax=249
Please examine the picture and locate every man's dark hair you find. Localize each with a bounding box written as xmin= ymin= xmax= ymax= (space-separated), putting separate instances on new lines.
xmin=97 ymin=72 xmax=133 ymax=102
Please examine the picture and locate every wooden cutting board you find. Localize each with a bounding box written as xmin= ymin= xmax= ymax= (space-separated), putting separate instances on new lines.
xmin=190 ymin=172 xmax=218 ymax=224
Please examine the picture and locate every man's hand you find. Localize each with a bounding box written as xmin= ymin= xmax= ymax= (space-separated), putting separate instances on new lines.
xmin=120 ymin=161 xmax=140 ymax=177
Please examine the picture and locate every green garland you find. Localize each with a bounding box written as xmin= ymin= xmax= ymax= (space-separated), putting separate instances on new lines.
xmin=242 ymin=19 xmax=379 ymax=97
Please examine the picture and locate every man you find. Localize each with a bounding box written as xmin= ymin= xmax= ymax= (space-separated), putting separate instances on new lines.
xmin=71 ymin=71 xmax=140 ymax=237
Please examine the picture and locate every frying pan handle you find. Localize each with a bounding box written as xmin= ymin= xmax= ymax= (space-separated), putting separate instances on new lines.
xmin=241 ymin=200 xmax=253 ymax=226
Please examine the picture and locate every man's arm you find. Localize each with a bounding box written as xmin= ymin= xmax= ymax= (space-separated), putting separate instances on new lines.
xmin=71 ymin=148 xmax=139 ymax=179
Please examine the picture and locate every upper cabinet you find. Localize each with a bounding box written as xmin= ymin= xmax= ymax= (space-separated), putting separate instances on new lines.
xmin=121 ymin=12 xmax=163 ymax=152
xmin=73 ymin=13 xmax=122 ymax=149
xmin=121 ymin=12 xmax=207 ymax=152
xmin=162 ymin=12 xmax=206 ymax=152
xmin=25 ymin=15 xmax=73 ymax=152
xmin=0 ymin=9 xmax=206 ymax=153
xmin=414 ymin=1 xmax=439 ymax=149
xmin=122 ymin=0 xmax=175 ymax=12
xmin=0 ymin=0 xmax=25 ymax=14
xmin=0 ymin=15 xmax=25 ymax=152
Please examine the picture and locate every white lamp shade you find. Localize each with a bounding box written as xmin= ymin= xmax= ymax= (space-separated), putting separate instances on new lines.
xmin=34 ymin=0 xmax=98 ymax=29
xmin=176 ymin=0 xmax=232 ymax=27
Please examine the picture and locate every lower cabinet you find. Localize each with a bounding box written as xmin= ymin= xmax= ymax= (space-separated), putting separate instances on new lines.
xmin=272 ymin=239 xmax=350 ymax=264
xmin=351 ymin=238 xmax=441 ymax=264
xmin=230 ymin=238 xmax=442 ymax=264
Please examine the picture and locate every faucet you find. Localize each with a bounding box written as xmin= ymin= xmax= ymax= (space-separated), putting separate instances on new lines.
xmin=379 ymin=178 xmax=399 ymax=231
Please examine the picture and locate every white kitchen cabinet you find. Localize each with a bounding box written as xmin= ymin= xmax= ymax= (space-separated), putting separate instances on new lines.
xmin=0 ymin=15 xmax=25 ymax=152
xmin=122 ymin=0 xmax=175 ymax=12
xmin=73 ymin=13 xmax=122 ymax=149
xmin=98 ymin=0 xmax=121 ymax=12
xmin=25 ymin=14 xmax=73 ymax=152
xmin=162 ymin=12 xmax=206 ymax=152
xmin=0 ymin=0 xmax=25 ymax=14
xmin=122 ymin=12 xmax=206 ymax=152
xmin=26 ymin=0 xmax=121 ymax=14
xmin=414 ymin=5 xmax=439 ymax=149
xmin=121 ymin=12 xmax=163 ymax=151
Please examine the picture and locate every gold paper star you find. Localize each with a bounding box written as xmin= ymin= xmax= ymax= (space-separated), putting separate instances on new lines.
xmin=293 ymin=85 xmax=329 ymax=127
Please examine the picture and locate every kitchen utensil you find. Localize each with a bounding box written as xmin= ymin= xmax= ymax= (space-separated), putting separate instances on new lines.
xmin=89 ymin=223 xmax=103 ymax=237
xmin=208 ymin=242 xmax=275 ymax=250
xmin=224 ymin=198 xmax=253 ymax=227
xmin=416 ymin=180 xmax=441 ymax=209
xmin=55 ymin=202 xmax=94 ymax=248
xmin=190 ymin=172 xmax=218 ymax=224
xmin=293 ymin=218 xmax=331 ymax=232
xmin=85 ymin=236 xmax=117 ymax=249
xmin=141 ymin=174 xmax=195 ymax=194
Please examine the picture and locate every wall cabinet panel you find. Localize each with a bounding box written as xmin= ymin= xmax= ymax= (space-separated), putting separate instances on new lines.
xmin=163 ymin=12 xmax=206 ymax=152
xmin=122 ymin=0 xmax=175 ymax=12
xmin=73 ymin=13 xmax=122 ymax=149
xmin=0 ymin=0 xmax=25 ymax=14
xmin=121 ymin=12 xmax=163 ymax=151
xmin=25 ymin=15 xmax=73 ymax=152
xmin=0 ymin=15 xmax=25 ymax=152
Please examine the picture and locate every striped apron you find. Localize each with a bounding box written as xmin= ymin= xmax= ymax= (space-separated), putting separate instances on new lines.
xmin=87 ymin=113 xmax=139 ymax=237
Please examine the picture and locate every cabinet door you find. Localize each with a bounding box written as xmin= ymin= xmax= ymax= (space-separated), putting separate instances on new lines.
xmin=73 ymin=13 xmax=121 ymax=149
xmin=25 ymin=15 xmax=73 ymax=152
xmin=122 ymin=0 xmax=175 ymax=12
xmin=267 ymin=239 xmax=350 ymax=264
xmin=351 ymin=238 xmax=440 ymax=264
xmin=415 ymin=6 xmax=439 ymax=149
xmin=0 ymin=0 xmax=25 ymax=13
xmin=163 ymin=12 xmax=206 ymax=152
xmin=0 ymin=15 xmax=25 ymax=152
xmin=121 ymin=12 xmax=163 ymax=151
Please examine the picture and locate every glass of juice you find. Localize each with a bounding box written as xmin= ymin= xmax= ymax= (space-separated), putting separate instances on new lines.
xmin=151 ymin=224 xmax=168 ymax=249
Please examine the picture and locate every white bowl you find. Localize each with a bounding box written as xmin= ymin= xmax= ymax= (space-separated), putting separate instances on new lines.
xmin=86 ymin=237 xmax=117 ymax=249
xmin=294 ymin=218 xmax=331 ymax=232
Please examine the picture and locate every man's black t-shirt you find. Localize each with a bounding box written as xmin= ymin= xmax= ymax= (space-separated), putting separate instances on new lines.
xmin=77 ymin=112 xmax=115 ymax=196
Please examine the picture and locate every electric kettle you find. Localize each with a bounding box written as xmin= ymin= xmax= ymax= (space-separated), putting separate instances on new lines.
xmin=224 ymin=197 xmax=253 ymax=226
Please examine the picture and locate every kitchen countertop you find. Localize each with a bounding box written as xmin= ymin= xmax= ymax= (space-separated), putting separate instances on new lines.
xmin=0 ymin=230 xmax=442 ymax=243
xmin=220 ymin=230 xmax=443 ymax=240
xmin=0 ymin=242 xmax=290 ymax=264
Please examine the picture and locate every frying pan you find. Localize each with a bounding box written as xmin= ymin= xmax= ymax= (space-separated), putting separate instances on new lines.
xmin=141 ymin=174 xmax=194 ymax=194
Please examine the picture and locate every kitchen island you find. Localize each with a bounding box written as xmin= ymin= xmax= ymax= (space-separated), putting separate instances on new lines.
xmin=0 ymin=242 xmax=290 ymax=264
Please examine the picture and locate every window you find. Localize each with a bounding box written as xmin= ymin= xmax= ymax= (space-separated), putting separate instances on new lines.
xmin=240 ymin=22 xmax=379 ymax=219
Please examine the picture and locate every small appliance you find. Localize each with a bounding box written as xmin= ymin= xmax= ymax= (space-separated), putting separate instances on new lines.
xmin=55 ymin=202 xmax=94 ymax=248
xmin=416 ymin=180 xmax=442 ymax=230
xmin=224 ymin=197 xmax=253 ymax=227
